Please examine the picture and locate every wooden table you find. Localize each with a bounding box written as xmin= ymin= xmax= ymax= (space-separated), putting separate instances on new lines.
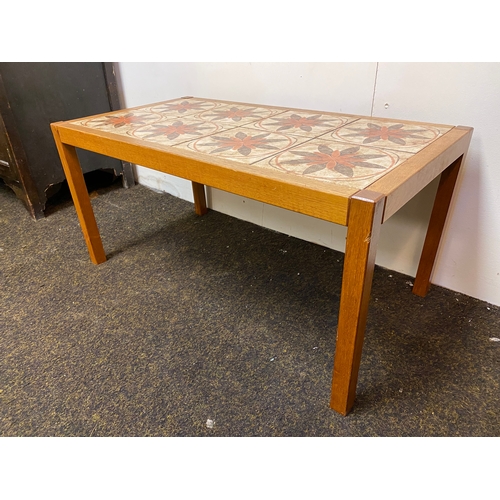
xmin=51 ymin=97 xmax=473 ymax=415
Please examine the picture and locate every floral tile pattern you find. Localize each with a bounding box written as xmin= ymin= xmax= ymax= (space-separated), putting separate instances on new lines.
xmin=74 ymin=110 xmax=160 ymax=132
xmin=196 ymin=104 xmax=284 ymax=126
xmin=253 ymin=139 xmax=412 ymax=189
xmin=176 ymin=127 xmax=304 ymax=163
xmin=129 ymin=118 xmax=224 ymax=146
xmin=149 ymin=98 xmax=221 ymax=116
xmin=247 ymin=110 xmax=355 ymax=137
xmin=71 ymin=97 xmax=453 ymax=190
xmin=332 ymin=119 xmax=452 ymax=153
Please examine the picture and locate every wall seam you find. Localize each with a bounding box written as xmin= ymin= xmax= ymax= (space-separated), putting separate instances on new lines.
xmin=370 ymin=62 xmax=379 ymax=117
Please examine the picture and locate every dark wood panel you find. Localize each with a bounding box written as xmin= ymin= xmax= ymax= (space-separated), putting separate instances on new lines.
xmin=0 ymin=73 xmax=43 ymax=218
xmin=0 ymin=62 xmax=134 ymax=218
xmin=0 ymin=114 xmax=16 ymax=180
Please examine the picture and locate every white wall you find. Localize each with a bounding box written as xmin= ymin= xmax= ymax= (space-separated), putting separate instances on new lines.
xmin=116 ymin=62 xmax=500 ymax=307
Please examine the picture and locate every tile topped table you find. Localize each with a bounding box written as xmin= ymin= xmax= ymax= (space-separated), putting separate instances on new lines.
xmin=51 ymin=97 xmax=473 ymax=415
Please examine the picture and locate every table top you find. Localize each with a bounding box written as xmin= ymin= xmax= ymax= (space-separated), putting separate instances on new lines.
xmin=55 ymin=97 xmax=472 ymax=225
xmin=69 ymin=96 xmax=454 ymax=189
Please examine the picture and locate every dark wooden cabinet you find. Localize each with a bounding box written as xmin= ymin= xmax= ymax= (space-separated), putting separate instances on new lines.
xmin=0 ymin=62 xmax=134 ymax=219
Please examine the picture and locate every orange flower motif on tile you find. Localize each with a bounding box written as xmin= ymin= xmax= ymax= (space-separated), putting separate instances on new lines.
xmin=267 ymin=114 xmax=333 ymax=132
xmin=92 ymin=113 xmax=150 ymax=128
xmin=205 ymin=132 xmax=283 ymax=156
xmin=282 ymin=145 xmax=386 ymax=177
xmin=139 ymin=121 xmax=212 ymax=140
xmin=203 ymin=107 xmax=263 ymax=122
xmin=343 ymin=123 xmax=427 ymax=146
xmin=154 ymin=100 xmax=210 ymax=114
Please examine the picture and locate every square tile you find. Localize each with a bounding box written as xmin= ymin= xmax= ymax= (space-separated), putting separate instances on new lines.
xmin=246 ymin=110 xmax=357 ymax=138
xmin=71 ymin=99 xmax=226 ymax=138
xmin=72 ymin=110 xmax=162 ymax=135
xmin=147 ymin=98 xmax=224 ymax=117
xmin=175 ymin=127 xmax=308 ymax=164
xmin=331 ymin=119 xmax=453 ymax=153
xmin=252 ymin=138 xmax=413 ymax=189
xmin=194 ymin=104 xmax=285 ymax=127
xmin=127 ymin=116 xmax=230 ymax=146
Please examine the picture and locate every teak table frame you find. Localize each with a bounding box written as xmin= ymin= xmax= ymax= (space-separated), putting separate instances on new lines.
xmin=51 ymin=97 xmax=473 ymax=415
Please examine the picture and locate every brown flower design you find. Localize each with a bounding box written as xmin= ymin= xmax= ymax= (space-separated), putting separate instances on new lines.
xmin=93 ymin=113 xmax=150 ymax=128
xmin=204 ymin=132 xmax=283 ymax=156
xmin=267 ymin=114 xmax=334 ymax=132
xmin=140 ymin=122 xmax=210 ymax=140
xmin=344 ymin=123 xmax=427 ymax=145
xmin=282 ymin=145 xmax=386 ymax=177
xmin=155 ymin=100 xmax=208 ymax=114
xmin=203 ymin=107 xmax=263 ymax=122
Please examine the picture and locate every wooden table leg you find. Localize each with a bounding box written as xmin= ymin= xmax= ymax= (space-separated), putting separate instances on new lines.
xmin=51 ymin=124 xmax=106 ymax=264
xmin=330 ymin=190 xmax=385 ymax=416
xmin=412 ymin=155 xmax=463 ymax=297
xmin=192 ymin=181 xmax=208 ymax=216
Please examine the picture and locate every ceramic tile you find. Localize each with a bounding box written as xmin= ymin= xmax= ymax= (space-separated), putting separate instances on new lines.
xmin=252 ymin=138 xmax=413 ymax=190
xmin=148 ymin=98 xmax=224 ymax=117
xmin=176 ymin=127 xmax=307 ymax=164
xmin=72 ymin=110 xmax=162 ymax=134
xmin=331 ymin=119 xmax=453 ymax=153
xmin=127 ymin=117 xmax=229 ymax=146
xmin=246 ymin=110 xmax=356 ymax=138
xmin=195 ymin=104 xmax=284 ymax=127
xmin=70 ymin=99 xmax=225 ymax=137
xmin=71 ymin=104 xmax=233 ymax=145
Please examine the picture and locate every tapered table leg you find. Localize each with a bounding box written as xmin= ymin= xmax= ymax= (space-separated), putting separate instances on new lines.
xmin=412 ymin=155 xmax=463 ymax=297
xmin=51 ymin=124 xmax=106 ymax=264
xmin=192 ymin=181 xmax=208 ymax=215
xmin=330 ymin=190 xmax=385 ymax=415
